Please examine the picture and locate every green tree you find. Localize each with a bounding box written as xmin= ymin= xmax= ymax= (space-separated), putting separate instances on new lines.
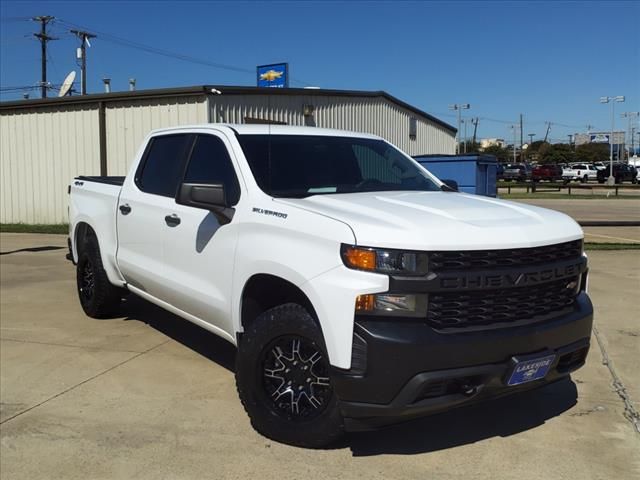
xmin=537 ymin=143 xmax=576 ymax=164
xmin=462 ymin=141 xmax=482 ymax=154
xmin=575 ymin=143 xmax=609 ymax=163
xmin=482 ymin=144 xmax=511 ymax=162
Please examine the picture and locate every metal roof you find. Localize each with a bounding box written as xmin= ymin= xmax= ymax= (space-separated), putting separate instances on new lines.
xmin=0 ymin=85 xmax=456 ymax=133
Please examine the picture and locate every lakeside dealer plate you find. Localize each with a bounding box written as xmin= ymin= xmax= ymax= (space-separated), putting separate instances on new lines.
xmin=507 ymin=354 xmax=556 ymax=386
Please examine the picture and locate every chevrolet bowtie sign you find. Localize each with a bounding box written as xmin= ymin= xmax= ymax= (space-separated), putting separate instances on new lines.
xmin=257 ymin=63 xmax=289 ymax=88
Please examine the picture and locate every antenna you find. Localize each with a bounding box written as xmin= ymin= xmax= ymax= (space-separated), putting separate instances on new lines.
xmin=58 ymin=71 xmax=76 ymax=97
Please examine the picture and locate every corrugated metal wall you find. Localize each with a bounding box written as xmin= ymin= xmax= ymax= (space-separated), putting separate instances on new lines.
xmin=0 ymin=91 xmax=454 ymax=224
xmin=211 ymin=94 xmax=455 ymax=156
xmin=0 ymin=104 xmax=100 ymax=224
xmin=105 ymin=96 xmax=208 ymax=175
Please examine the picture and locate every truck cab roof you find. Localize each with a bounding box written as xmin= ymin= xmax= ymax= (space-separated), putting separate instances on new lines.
xmin=148 ymin=123 xmax=382 ymax=139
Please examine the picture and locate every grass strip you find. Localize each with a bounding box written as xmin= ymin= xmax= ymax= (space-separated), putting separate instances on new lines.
xmin=584 ymin=242 xmax=640 ymax=251
xmin=499 ymin=193 xmax=640 ymax=200
xmin=0 ymin=224 xmax=69 ymax=234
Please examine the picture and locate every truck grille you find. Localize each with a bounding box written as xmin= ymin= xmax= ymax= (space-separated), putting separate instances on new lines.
xmin=427 ymin=277 xmax=579 ymax=331
xmin=428 ymin=240 xmax=583 ymax=272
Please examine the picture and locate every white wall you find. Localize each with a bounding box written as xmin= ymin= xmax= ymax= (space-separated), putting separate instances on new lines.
xmin=0 ymin=104 xmax=100 ymax=224
xmin=105 ymin=96 xmax=208 ymax=175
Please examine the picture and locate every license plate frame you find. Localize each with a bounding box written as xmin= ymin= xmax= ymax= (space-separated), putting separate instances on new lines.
xmin=507 ymin=354 xmax=556 ymax=386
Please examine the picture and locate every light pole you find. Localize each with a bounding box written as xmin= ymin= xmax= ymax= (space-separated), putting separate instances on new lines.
xmin=621 ymin=112 xmax=639 ymax=160
xmin=600 ymin=96 xmax=625 ymax=184
xmin=509 ymin=125 xmax=517 ymax=162
xmin=449 ymin=103 xmax=470 ymax=154
xmin=461 ymin=118 xmax=469 ymax=153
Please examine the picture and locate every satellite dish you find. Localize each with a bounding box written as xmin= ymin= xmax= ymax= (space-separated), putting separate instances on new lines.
xmin=58 ymin=71 xmax=76 ymax=97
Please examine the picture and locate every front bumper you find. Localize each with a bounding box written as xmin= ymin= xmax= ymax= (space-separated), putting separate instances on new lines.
xmin=332 ymin=293 xmax=593 ymax=431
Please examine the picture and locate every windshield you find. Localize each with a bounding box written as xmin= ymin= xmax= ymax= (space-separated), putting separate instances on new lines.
xmin=236 ymin=134 xmax=441 ymax=198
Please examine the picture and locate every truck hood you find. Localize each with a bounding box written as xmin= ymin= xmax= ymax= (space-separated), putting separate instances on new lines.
xmin=276 ymin=191 xmax=583 ymax=251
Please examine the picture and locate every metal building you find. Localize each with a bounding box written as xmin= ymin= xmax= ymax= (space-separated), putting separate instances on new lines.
xmin=0 ymin=85 xmax=456 ymax=224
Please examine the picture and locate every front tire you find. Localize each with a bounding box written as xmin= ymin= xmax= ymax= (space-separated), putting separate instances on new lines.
xmin=235 ymin=303 xmax=344 ymax=448
xmin=76 ymin=236 xmax=122 ymax=318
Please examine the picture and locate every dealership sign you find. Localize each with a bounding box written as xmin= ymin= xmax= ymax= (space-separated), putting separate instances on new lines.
xmin=257 ymin=63 xmax=288 ymax=88
xmin=590 ymin=134 xmax=610 ymax=144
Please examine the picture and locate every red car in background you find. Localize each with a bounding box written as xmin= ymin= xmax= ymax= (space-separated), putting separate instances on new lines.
xmin=532 ymin=164 xmax=563 ymax=182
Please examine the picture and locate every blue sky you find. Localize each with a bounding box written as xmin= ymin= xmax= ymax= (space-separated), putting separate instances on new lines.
xmin=1 ymin=0 xmax=638 ymax=142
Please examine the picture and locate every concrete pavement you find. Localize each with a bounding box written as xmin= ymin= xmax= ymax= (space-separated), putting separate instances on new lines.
xmin=1 ymin=233 xmax=638 ymax=479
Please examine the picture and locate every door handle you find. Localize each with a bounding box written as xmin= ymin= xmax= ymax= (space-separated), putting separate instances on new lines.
xmin=119 ymin=204 xmax=132 ymax=215
xmin=165 ymin=214 xmax=181 ymax=227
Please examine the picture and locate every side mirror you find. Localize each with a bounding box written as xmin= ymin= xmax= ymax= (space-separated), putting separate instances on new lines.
xmin=441 ymin=179 xmax=459 ymax=192
xmin=176 ymin=183 xmax=228 ymax=209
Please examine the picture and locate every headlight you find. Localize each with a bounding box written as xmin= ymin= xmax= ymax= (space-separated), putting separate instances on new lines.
xmin=341 ymin=244 xmax=429 ymax=276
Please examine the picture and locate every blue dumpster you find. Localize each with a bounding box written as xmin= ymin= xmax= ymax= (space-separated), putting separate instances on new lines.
xmin=413 ymin=154 xmax=498 ymax=197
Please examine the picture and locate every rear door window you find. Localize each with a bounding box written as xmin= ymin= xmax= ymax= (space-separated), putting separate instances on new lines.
xmin=137 ymin=134 xmax=192 ymax=197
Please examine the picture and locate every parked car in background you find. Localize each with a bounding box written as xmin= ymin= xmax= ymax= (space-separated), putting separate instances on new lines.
xmin=596 ymin=163 xmax=638 ymax=184
xmin=502 ymin=163 xmax=532 ymax=182
xmin=532 ymin=164 xmax=563 ymax=182
xmin=592 ymin=162 xmax=607 ymax=171
xmin=562 ymin=163 xmax=598 ymax=183
xmin=497 ymin=163 xmax=505 ymax=181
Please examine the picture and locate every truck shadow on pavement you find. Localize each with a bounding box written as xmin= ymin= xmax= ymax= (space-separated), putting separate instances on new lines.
xmin=120 ymin=295 xmax=237 ymax=372
xmin=346 ymin=378 xmax=578 ymax=456
xmin=117 ymin=294 xmax=578 ymax=456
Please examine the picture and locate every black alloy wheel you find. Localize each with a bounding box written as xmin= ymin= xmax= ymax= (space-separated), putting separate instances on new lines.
xmin=79 ymin=258 xmax=95 ymax=303
xmin=261 ymin=336 xmax=332 ymax=421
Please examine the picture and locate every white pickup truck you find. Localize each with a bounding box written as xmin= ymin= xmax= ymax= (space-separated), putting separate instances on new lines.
xmin=562 ymin=163 xmax=598 ymax=183
xmin=69 ymin=124 xmax=593 ymax=447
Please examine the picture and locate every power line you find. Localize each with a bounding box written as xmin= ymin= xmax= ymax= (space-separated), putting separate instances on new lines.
xmin=55 ymin=18 xmax=312 ymax=87
xmin=0 ymin=16 xmax=33 ymax=23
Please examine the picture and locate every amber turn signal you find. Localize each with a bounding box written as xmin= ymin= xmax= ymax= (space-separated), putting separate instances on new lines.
xmin=342 ymin=247 xmax=376 ymax=271
xmin=355 ymin=294 xmax=375 ymax=311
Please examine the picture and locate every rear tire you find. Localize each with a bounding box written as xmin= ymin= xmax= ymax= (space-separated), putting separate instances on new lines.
xmin=76 ymin=236 xmax=122 ymax=318
xmin=235 ymin=303 xmax=344 ymax=448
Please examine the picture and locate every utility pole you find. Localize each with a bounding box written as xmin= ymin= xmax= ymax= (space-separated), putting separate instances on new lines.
xmin=471 ymin=117 xmax=479 ymax=145
xmin=631 ymin=127 xmax=637 ymax=157
xmin=621 ymin=112 xmax=639 ymax=161
xmin=33 ymin=16 xmax=57 ymax=98
xmin=71 ymin=29 xmax=96 ymax=95
xmin=519 ymin=113 xmax=523 ymax=152
xmin=449 ymin=103 xmax=470 ymax=154
xmin=543 ymin=122 xmax=552 ymax=143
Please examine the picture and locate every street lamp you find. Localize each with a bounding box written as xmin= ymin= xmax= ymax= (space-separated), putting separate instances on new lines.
xmin=449 ymin=103 xmax=470 ymax=154
xmin=600 ymin=95 xmax=625 ymax=185
xmin=509 ymin=125 xmax=517 ymax=162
